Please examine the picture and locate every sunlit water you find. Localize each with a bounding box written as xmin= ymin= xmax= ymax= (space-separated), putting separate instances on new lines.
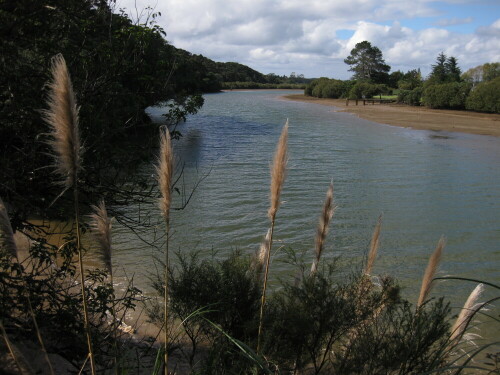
xmin=100 ymin=90 xmax=498 ymax=340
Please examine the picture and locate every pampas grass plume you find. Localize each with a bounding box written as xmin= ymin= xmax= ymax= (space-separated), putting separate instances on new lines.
xmin=157 ymin=127 xmax=173 ymax=221
xmin=450 ymin=283 xmax=484 ymax=344
xmin=311 ymin=182 xmax=334 ymax=275
xmin=0 ymin=197 xmax=18 ymax=259
xmin=90 ymin=200 xmax=113 ymax=277
xmin=256 ymin=228 xmax=271 ymax=274
xmin=268 ymin=120 xmax=288 ymax=221
xmin=417 ymin=236 xmax=445 ymax=307
xmin=43 ymin=54 xmax=81 ymax=189
xmin=364 ymin=215 xmax=382 ymax=275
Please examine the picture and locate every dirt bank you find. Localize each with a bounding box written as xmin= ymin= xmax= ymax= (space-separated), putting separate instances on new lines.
xmin=282 ymin=94 xmax=500 ymax=137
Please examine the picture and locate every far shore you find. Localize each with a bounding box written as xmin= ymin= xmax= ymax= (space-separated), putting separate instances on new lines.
xmin=282 ymin=94 xmax=500 ymax=137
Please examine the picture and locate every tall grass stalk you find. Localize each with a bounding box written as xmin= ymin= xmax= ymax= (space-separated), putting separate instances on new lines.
xmin=1 ymin=197 xmax=55 ymax=375
xmin=257 ymin=120 xmax=288 ymax=354
xmin=364 ymin=215 xmax=382 ymax=275
xmin=90 ymin=200 xmax=118 ymax=372
xmin=417 ymin=236 xmax=445 ymax=308
xmin=311 ymin=182 xmax=334 ymax=275
xmin=449 ymin=283 xmax=484 ymax=346
xmin=157 ymin=127 xmax=174 ymax=374
xmin=43 ymin=55 xmax=95 ymax=374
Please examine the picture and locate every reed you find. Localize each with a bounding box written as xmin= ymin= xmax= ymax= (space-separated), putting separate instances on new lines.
xmin=43 ymin=55 xmax=95 ymax=374
xmin=90 ymin=200 xmax=113 ymax=278
xmin=257 ymin=120 xmax=288 ymax=354
xmin=156 ymin=127 xmax=174 ymax=374
xmin=364 ymin=215 xmax=382 ymax=275
xmin=417 ymin=236 xmax=445 ymax=308
xmin=311 ymin=182 xmax=334 ymax=275
xmin=449 ymin=283 xmax=484 ymax=345
xmin=89 ymin=200 xmax=119 ymax=372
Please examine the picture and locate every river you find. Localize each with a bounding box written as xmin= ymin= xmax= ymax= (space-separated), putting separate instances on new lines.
xmin=105 ymin=90 xmax=499 ymax=339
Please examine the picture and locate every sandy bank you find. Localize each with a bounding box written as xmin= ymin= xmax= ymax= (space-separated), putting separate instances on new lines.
xmin=282 ymin=94 xmax=500 ymax=137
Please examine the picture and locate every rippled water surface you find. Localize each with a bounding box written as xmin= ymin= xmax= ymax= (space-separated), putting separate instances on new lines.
xmin=109 ymin=90 xmax=499 ymax=316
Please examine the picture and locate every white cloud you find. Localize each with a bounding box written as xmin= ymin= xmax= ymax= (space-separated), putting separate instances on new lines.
xmin=115 ymin=0 xmax=500 ymax=79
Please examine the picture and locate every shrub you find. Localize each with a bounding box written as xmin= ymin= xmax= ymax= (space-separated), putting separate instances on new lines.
xmin=262 ymin=261 xmax=400 ymax=374
xmin=422 ymin=82 xmax=472 ymax=109
xmin=305 ymin=78 xmax=352 ymax=98
xmin=398 ymin=87 xmax=423 ymax=106
xmin=148 ymin=250 xmax=261 ymax=368
xmin=465 ymin=77 xmax=500 ymax=113
xmin=348 ymin=82 xmax=384 ymax=99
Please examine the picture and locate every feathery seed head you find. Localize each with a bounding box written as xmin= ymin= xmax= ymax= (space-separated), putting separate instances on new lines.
xmin=0 ymin=197 xmax=18 ymax=259
xmin=311 ymin=182 xmax=335 ymax=275
xmin=417 ymin=236 xmax=445 ymax=307
xmin=268 ymin=120 xmax=289 ymax=221
xmin=43 ymin=54 xmax=81 ymax=189
xmin=157 ymin=127 xmax=174 ymax=221
xmin=450 ymin=283 xmax=484 ymax=344
xmin=90 ymin=200 xmax=112 ymax=277
xmin=365 ymin=215 xmax=382 ymax=275
xmin=258 ymin=228 xmax=271 ymax=270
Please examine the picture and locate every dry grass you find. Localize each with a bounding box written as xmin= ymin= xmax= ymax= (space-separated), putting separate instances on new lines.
xmin=90 ymin=200 xmax=113 ymax=277
xmin=258 ymin=121 xmax=289 ymax=354
xmin=364 ymin=215 xmax=382 ymax=275
xmin=43 ymin=54 xmax=81 ymax=190
xmin=450 ymin=283 xmax=484 ymax=345
xmin=311 ymin=182 xmax=334 ymax=275
xmin=156 ymin=126 xmax=174 ymax=375
xmin=268 ymin=120 xmax=289 ymax=221
xmin=417 ymin=236 xmax=445 ymax=308
xmin=157 ymin=127 xmax=174 ymax=222
xmin=44 ymin=54 xmax=95 ymax=375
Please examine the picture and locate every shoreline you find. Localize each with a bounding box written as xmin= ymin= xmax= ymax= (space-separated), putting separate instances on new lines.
xmin=282 ymin=94 xmax=500 ymax=137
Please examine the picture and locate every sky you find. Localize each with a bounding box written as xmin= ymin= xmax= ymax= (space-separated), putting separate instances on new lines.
xmin=115 ymin=0 xmax=500 ymax=79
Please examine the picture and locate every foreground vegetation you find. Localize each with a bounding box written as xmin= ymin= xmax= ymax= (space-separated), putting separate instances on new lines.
xmin=1 ymin=55 xmax=498 ymax=374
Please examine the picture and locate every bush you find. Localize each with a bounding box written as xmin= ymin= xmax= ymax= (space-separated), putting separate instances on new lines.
xmin=398 ymin=87 xmax=423 ymax=106
xmin=148 ymin=250 xmax=261 ymax=369
xmin=262 ymin=261 xmax=400 ymax=373
xmin=305 ymin=78 xmax=353 ymax=99
xmin=422 ymin=82 xmax=472 ymax=109
xmin=466 ymin=77 xmax=500 ymax=113
xmin=348 ymin=82 xmax=382 ymax=99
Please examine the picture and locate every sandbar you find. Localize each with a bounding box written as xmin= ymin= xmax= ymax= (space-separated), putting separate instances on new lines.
xmin=282 ymin=94 xmax=500 ymax=137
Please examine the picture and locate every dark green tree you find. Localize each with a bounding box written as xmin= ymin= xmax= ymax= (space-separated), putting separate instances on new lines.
xmin=344 ymin=41 xmax=390 ymax=82
xmin=445 ymin=56 xmax=461 ymax=82
xmin=428 ymin=52 xmax=448 ymax=83
xmin=398 ymin=69 xmax=423 ymax=90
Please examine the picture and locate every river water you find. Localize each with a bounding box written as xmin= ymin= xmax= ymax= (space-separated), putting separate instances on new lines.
xmin=107 ymin=90 xmax=498 ymax=335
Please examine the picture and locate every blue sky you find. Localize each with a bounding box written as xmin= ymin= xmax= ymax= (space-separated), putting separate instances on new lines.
xmin=116 ymin=0 xmax=500 ymax=79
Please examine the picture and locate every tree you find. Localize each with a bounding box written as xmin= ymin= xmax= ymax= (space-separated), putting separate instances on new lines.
xmin=344 ymin=41 xmax=390 ymax=82
xmin=428 ymin=53 xmax=461 ymax=84
xmin=429 ymin=52 xmax=448 ymax=83
xmin=398 ymin=69 xmax=423 ymax=90
xmin=445 ymin=56 xmax=461 ymax=82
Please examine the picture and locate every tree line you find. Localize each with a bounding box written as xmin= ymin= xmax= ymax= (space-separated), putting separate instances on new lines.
xmin=305 ymin=41 xmax=500 ymax=113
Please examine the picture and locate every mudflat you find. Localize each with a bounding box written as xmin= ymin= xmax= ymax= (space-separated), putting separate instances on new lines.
xmin=282 ymin=94 xmax=500 ymax=137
